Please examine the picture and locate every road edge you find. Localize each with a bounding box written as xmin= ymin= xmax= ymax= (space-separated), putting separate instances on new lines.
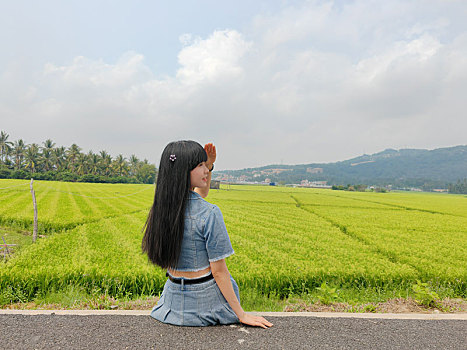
xmin=1 ymin=310 xmax=466 ymax=320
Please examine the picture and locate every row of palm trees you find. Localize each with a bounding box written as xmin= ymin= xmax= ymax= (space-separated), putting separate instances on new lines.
xmin=0 ymin=130 xmax=155 ymax=180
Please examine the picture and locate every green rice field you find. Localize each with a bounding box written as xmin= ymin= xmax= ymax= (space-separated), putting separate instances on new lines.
xmin=0 ymin=179 xmax=466 ymax=309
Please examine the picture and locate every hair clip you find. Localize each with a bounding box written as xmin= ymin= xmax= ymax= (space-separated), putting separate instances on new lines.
xmin=169 ymin=154 xmax=176 ymax=162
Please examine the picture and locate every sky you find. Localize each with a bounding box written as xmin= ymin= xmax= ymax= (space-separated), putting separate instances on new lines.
xmin=1 ymin=0 xmax=466 ymax=170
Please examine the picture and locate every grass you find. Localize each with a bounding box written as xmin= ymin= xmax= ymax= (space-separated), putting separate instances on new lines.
xmin=0 ymin=225 xmax=34 ymax=261
xmin=2 ymin=284 xmax=158 ymax=310
xmin=2 ymin=286 xmax=465 ymax=313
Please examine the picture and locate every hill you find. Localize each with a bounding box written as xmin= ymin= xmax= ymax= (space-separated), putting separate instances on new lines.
xmin=214 ymin=145 xmax=467 ymax=189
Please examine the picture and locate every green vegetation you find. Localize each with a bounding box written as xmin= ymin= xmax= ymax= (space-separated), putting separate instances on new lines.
xmin=0 ymin=180 xmax=154 ymax=233
xmin=0 ymin=180 xmax=466 ymax=310
xmin=448 ymin=178 xmax=467 ymax=194
xmin=331 ymin=184 xmax=386 ymax=192
xmin=215 ymin=145 xmax=467 ymax=189
xmin=0 ymin=130 xmax=156 ymax=184
xmin=0 ymin=225 xmax=33 ymax=258
xmin=315 ymin=282 xmax=339 ymax=305
xmin=412 ymin=280 xmax=441 ymax=308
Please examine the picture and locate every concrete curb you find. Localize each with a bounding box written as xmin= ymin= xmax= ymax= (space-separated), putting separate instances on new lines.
xmin=254 ymin=311 xmax=467 ymax=320
xmin=1 ymin=309 xmax=466 ymax=320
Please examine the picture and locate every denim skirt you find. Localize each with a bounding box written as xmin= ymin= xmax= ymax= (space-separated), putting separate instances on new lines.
xmin=151 ymin=275 xmax=240 ymax=327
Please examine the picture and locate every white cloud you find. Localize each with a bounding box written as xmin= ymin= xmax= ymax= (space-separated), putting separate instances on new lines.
xmin=1 ymin=1 xmax=467 ymax=169
xmin=355 ymin=34 xmax=442 ymax=83
xmin=43 ymin=53 xmax=152 ymax=89
xmin=176 ymin=30 xmax=252 ymax=85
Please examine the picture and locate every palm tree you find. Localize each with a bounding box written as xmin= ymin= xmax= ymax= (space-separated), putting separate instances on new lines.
xmin=24 ymin=144 xmax=41 ymax=173
xmin=129 ymin=154 xmax=139 ymax=177
xmin=0 ymin=133 xmax=156 ymax=183
xmin=41 ymin=139 xmax=56 ymax=172
xmin=0 ymin=131 xmax=13 ymax=163
xmin=87 ymin=151 xmax=100 ymax=175
xmin=66 ymin=144 xmax=81 ymax=171
xmin=75 ymin=153 xmax=88 ymax=176
xmin=99 ymin=150 xmax=112 ymax=176
xmin=41 ymin=149 xmax=53 ymax=171
xmin=43 ymin=139 xmax=55 ymax=150
xmin=12 ymin=139 xmax=26 ymax=170
xmin=112 ymin=154 xmax=128 ymax=177
xmin=53 ymin=146 xmax=67 ymax=171
xmin=4 ymin=144 xmax=13 ymax=168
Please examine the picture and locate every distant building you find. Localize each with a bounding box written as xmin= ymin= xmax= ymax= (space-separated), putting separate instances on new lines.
xmin=300 ymin=180 xmax=331 ymax=188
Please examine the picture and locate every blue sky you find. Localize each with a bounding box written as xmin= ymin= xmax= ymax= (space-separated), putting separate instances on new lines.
xmin=1 ymin=1 xmax=467 ymax=169
xmin=1 ymin=1 xmax=274 ymax=75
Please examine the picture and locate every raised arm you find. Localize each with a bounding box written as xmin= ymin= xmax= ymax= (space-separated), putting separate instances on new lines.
xmin=194 ymin=143 xmax=216 ymax=198
xmin=210 ymin=259 xmax=273 ymax=328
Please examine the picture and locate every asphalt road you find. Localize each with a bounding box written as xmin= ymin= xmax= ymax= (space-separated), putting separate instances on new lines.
xmin=1 ymin=314 xmax=466 ymax=350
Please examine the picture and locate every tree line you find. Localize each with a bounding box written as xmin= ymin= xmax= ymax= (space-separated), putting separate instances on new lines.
xmin=448 ymin=179 xmax=467 ymax=194
xmin=331 ymin=184 xmax=387 ymax=192
xmin=0 ymin=130 xmax=157 ymax=184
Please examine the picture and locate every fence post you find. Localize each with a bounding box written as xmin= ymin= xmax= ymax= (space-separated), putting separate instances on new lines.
xmin=2 ymin=236 xmax=11 ymax=258
xmin=30 ymin=178 xmax=38 ymax=243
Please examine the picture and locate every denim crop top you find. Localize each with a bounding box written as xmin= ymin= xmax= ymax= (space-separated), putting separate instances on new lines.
xmin=174 ymin=191 xmax=234 ymax=272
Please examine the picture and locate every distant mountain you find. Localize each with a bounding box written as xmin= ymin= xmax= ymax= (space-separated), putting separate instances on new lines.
xmin=214 ymin=145 xmax=467 ymax=188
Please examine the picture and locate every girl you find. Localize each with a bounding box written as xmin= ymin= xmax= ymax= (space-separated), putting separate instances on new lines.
xmin=142 ymin=140 xmax=272 ymax=328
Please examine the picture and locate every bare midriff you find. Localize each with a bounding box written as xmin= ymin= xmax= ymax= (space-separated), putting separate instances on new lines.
xmin=168 ymin=266 xmax=211 ymax=279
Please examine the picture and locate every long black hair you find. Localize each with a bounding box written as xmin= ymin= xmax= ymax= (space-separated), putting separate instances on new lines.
xmin=142 ymin=140 xmax=207 ymax=269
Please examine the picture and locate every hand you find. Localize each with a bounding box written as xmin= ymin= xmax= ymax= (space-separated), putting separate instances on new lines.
xmin=204 ymin=143 xmax=216 ymax=170
xmin=239 ymin=312 xmax=273 ymax=329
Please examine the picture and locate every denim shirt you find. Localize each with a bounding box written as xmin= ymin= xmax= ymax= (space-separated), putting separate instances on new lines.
xmin=174 ymin=191 xmax=234 ymax=272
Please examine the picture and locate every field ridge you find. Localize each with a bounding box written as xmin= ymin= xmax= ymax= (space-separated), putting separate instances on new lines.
xmin=290 ymin=195 xmax=404 ymax=267
xmin=324 ymin=192 xmax=466 ymax=218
